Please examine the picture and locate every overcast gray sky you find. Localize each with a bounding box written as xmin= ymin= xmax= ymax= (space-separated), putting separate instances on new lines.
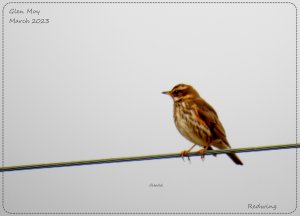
xmin=1 ymin=1 xmax=298 ymax=214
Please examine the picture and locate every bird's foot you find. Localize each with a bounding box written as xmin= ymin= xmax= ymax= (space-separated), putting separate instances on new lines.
xmin=198 ymin=148 xmax=207 ymax=161
xmin=180 ymin=150 xmax=191 ymax=162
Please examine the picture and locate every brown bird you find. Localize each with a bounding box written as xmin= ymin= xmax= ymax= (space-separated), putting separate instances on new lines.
xmin=162 ymin=83 xmax=243 ymax=165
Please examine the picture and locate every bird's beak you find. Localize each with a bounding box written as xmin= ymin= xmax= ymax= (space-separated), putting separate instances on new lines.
xmin=162 ymin=91 xmax=171 ymax=95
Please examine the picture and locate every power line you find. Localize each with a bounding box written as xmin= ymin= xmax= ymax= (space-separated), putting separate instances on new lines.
xmin=0 ymin=143 xmax=299 ymax=172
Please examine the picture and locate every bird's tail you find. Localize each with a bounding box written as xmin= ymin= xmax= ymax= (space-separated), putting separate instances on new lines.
xmin=226 ymin=153 xmax=243 ymax=165
xmin=211 ymin=139 xmax=243 ymax=165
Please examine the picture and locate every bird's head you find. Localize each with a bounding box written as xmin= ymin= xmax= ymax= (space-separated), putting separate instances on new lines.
xmin=162 ymin=83 xmax=200 ymax=102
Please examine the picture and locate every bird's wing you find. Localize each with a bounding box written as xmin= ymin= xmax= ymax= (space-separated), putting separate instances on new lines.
xmin=193 ymin=98 xmax=231 ymax=147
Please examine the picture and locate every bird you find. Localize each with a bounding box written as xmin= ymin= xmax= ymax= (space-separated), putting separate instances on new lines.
xmin=162 ymin=83 xmax=243 ymax=165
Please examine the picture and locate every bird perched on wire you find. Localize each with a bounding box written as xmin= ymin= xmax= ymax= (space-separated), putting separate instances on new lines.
xmin=162 ymin=83 xmax=243 ymax=165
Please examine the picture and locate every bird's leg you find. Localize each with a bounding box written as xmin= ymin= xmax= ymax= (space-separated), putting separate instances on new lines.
xmin=198 ymin=145 xmax=210 ymax=161
xmin=180 ymin=144 xmax=197 ymax=161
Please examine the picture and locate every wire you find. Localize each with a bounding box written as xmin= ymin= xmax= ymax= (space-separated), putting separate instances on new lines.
xmin=0 ymin=143 xmax=299 ymax=172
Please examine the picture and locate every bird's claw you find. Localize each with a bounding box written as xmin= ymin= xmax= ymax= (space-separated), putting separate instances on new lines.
xmin=198 ymin=148 xmax=206 ymax=161
xmin=180 ymin=150 xmax=191 ymax=162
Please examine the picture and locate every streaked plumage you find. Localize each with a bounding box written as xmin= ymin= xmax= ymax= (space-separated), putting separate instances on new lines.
xmin=162 ymin=83 xmax=243 ymax=165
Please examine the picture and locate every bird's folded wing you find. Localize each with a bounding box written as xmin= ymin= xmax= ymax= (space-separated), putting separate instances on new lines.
xmin=193 ymin=98 xmax=231 ymax=147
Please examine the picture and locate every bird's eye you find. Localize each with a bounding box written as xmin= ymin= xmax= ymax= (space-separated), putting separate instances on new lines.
xmin=174 ymin=90 xmax=181 ymax=94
